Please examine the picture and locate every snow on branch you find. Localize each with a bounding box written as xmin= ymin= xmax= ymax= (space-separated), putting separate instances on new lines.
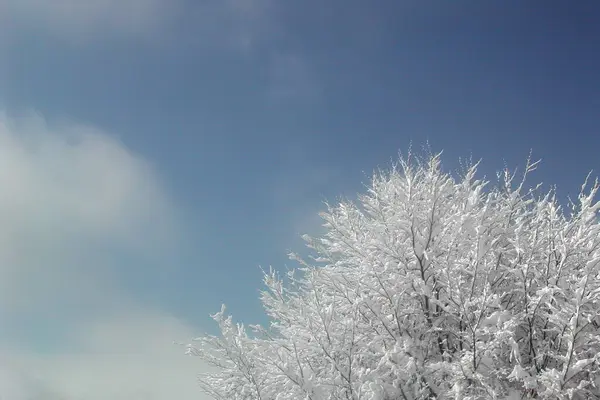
xmin=185 ymin=152 xmax=600 ymax=400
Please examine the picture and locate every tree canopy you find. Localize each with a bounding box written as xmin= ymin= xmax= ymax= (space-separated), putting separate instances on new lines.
xmin=186 ymin=152 xmax=600 ymax=400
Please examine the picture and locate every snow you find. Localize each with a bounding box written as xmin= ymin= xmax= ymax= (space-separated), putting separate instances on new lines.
xmin=186 ymin=153 xmax=600 ymax=400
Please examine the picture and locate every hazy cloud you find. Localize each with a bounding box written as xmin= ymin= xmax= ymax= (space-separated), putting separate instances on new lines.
xmin=267 ymin=53 xmax=322 ymax=103
xmin=0 ymin=0 xmax=277 ymax=46
xmin=0 ymin=0 xmax=178 ymax=40
xmin=175 ymin=0 xmax=276 ymax=53
xmin=224 ymin=0 xmax=275 ymax=51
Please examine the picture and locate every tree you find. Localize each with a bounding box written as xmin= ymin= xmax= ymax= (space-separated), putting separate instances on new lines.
xmin=185 ymin=152 xmax=600 ymax=400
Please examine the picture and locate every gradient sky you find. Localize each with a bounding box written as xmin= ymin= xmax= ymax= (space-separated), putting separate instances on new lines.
xmin=0 ymin=1 xmax=599 ymax=398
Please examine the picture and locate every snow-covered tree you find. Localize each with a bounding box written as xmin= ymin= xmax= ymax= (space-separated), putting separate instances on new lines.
xmin=185 ymin=152 xmax=600 ymax=400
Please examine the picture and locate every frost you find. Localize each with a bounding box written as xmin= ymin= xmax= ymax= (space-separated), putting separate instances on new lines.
xmin=185 ymin=152 xmax=600 ymax=400
xmin=507 ymin=365 xmax=528 ymax=381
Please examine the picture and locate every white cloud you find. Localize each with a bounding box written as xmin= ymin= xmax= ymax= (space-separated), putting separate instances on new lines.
xmin=1 ymin=309 xmax=211 ymax=400
xmin=0 ymin=112 xmax=176 ymax=312
xmin=0 ymin=0 xmax=178 ymax=40
xmin=0 ymin=111 xmax=208 ymax=399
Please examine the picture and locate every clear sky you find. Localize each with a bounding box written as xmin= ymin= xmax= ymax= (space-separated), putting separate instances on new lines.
xmin=0 ymin=1 xmax=599 ymax=398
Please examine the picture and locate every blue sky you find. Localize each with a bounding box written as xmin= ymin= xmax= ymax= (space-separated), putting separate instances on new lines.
xmin=0 ymin=1 xmax=599 ymax=398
